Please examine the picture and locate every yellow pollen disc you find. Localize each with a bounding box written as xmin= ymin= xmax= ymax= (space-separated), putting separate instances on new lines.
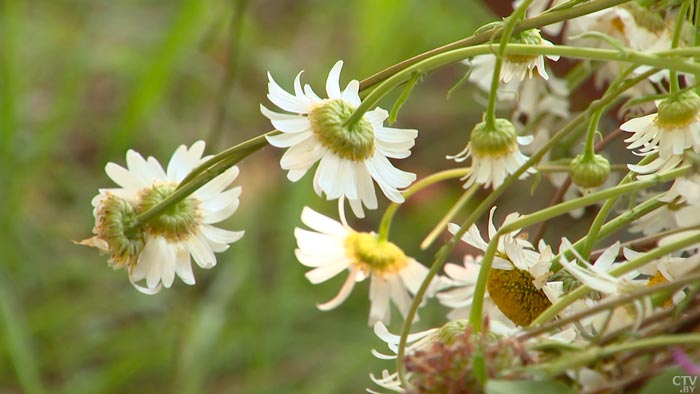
xmin=487 ymin=268 xmax=551 ymax=326
xmin=344 ymin=232 xmax=408 ymax=276
xmin=647 ymin=271 xmax=673 ymax=308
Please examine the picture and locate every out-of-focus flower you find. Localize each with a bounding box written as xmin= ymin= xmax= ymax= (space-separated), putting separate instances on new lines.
xmin=294 ymin=206 xmax=438 ymax=325
xmin=261 ymin=61 xmax=417 ymax=217
xmin=80 ymin=142 xmax=244 ymax=294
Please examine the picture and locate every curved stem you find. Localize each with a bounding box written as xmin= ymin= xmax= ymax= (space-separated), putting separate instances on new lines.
xmin=377 ymin=168 xmax=469 ymax=242
xmin=583 ymin=107 xmax=603 ymax=159
xmin=580 ymin=154 xmax=655 ymax=258
xmin=349 ymin=44 xmax=700 ymax=127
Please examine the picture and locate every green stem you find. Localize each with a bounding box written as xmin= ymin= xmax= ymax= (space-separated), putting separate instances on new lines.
xmin=376 ymin=168 xmax=469 ymax=242
xmin=669 ymin=0 xmax=690 ymax=93
xmin=583 ymin=108 xmax=603 ymax=159
xmin=349 ymin=45 xmax=700 ymax=127
xmin=530 ymin=333 xmax=700 ymax=376
xmin=420 ymin=184 xmax=480 ymax=249
xmin=531 ymin=231 xmax=700 ymax=326
xmin=484 ymin=0 xmax=534 ymax=129
xmin=358 ymin=0 xmax=633 ymax=92
xmin=498 ymin=166 xmax=688 ymax=235
xmin=580 ymin=155 xmax=655 ymax=258
xmin=127 ymin=132 xmax=272 ymax=233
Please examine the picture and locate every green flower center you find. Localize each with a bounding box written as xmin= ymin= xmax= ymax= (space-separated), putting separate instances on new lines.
xmin=96 ymin=193 xmax=145 ymax=269
xmin=504 ymin=29 xmax=542 ymax=64
xmin=656 ymin=91 xmax=700 ymax=129
xmin=470 ymin=118 xmax=518 ymax=158
xmin=487 ymin=268 xmax=551 ymax=326
xmin=137 ymin=183 xmax=201 ymax=241
xmin=344 ymin=232 xmax=407 ymax=275
xmin=308 ymin=99 xmax=375 ymax=161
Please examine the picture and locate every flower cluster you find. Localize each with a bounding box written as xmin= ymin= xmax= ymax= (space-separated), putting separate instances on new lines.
xmin=77 ymin=1 xmax=700 ymax=393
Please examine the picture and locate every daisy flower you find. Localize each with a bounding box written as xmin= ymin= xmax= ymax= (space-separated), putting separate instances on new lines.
xmin=621 ymin=92 xmax=700 ymax=159
xmin=261 ymin=61 xmax=417 ymax=217
xmin=447 ymin=207 xmax=552 ymax=326
xmin=294 ymin=206 xmax=437 ymax=325
xmin=449 ymin=118 xmax=535 ymax=189
xmin=81 ymin=141 xmax=244 ymax=294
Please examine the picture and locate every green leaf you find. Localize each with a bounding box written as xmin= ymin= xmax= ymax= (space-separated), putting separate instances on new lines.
xmin=388 ymin=71 xmax=421 ymax=124
xmin=486 ymin=379 xmax=573 ymax=394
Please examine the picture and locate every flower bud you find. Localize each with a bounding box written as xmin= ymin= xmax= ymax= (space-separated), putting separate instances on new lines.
xmin=569 ymin=153 xmax=611 ymax=189
xmin=470 ymin=118 xmax=518 ymax=158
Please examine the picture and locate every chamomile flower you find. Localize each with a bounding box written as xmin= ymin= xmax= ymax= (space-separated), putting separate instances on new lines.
xmin=81 ymin=141 xmax=244 ymax=294
xmin=294 ymin=206 xmax=437 ymax=325
xmin=449 ymin=118 xmax=535 ymax=189
xmin=447 ymin=207 xmax=552 ymax=326
xmin=621 ymin=92 xmax=700 ymax=159
xmin=262 ymin=61 xmax=417 ymax=217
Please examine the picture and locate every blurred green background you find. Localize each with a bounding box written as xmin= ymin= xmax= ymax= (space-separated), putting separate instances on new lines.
xmin=0 ymin=1 xmax=497 ymax=393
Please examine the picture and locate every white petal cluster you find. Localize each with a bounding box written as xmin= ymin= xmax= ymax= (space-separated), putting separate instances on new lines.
xmin=262 ymin=61 xmax=417 ymax=217
xmin=294 ymin=207 xmax=437 ymax=325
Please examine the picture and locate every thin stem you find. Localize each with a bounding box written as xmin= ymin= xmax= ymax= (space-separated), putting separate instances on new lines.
xmin=583 ymin=107 xmax=603 ymax=159
xmin=349 ymin=44 xmax=700 ymax=128
xmin=484 ymin=0 xmax=534 ymax=129
xmin=420 ymin=184 xmax=479 ymax=249
xmin=376 ymin=168 xmax=469 ymax=242
xmin=580 ymin=155 xmax=655 ymax=258
xmin=670 ymin=0 xmax=690 ymax=93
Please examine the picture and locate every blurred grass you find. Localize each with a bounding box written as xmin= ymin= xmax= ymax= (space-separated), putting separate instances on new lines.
xmin=0 ymin=1 xmax=495 ymax=393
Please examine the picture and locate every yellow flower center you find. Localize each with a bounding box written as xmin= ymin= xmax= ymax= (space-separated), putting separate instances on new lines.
xmin=470 ymin=118 xmax=518 ymax=159
xmin=647 ymin=271 xmax=673 ymax=308
xmin=308 ymin=99 xmax=375 ymax=161
xmin=487 ymin=268 xmax=551 ymax=326
xmin=137 ymin=183 xmax=202 ymax=242
xmin=344 ymin=232 xmax=408 ymax=276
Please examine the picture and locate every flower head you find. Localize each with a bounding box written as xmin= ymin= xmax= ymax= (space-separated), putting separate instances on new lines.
xmin=262 ymin=61 xmax=417 ymax=217
xmin=294 ymin=206 xmax=437 ymax=325
xmin=447 ymin=207 xmax=552 ymax=326
xmin=449 ymin=118 xmax=535 ymax=189
xmin=621 ymin=91 xmax=700 ymax=159
xmin=501 ymin=29 xmax=559 ymax=83
xmin=81 ymin=141 xmax=244 ymax=294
